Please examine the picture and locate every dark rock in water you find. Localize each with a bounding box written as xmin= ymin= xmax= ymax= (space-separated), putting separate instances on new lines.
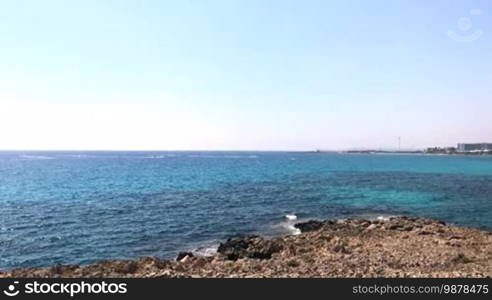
xmin=217 ymin=236 xmax=283 ymax=260
xmin=294 ymin=220 xmax=324 ymax=232
xmin=176 ymin=252 xmax=194 ymax=261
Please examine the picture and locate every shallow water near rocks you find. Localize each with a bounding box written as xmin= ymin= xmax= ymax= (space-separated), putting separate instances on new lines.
xmin=1 ymin=151 xmax=491 ymax=270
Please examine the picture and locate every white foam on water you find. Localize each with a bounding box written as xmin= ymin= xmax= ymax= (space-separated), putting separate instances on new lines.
xmin=143 ymin=154 xmax=180 ymax=159
xmin=19 ymin=155 xmax=54 ymax=160
xmin=287 ymin=224 xmax=302 ymax=235
xmin=270 ymin=214 xmax=301 ymax=235
xmin=187 ymin=154 xmax=216 ymax=158
xmin=63 ymin=154 xmax=91 ymax=158
xmin=285 ymin=214 xmax=297 ymax=221
xmin=143 ymin=155 xmax=166 ymax=159
xmin=192 ymin=244 xmax=218 ymax=257
xmin=187 ymin=154 xmax=258 ymax=159
xmin=375 ymin=215 xmax=398 ymax=221
xmin=351 ymin=213 xmax=398 ymax=222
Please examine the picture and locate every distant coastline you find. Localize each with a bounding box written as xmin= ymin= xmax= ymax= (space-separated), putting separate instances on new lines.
xmin=311 ymin=142 xmax=492 ymax=156
xmin=310 ymin=148 xmax=492 ymax=156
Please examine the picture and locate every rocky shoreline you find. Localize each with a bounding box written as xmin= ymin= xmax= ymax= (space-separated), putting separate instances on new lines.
xmin=1 ymin=217 xmax=491 ymax=278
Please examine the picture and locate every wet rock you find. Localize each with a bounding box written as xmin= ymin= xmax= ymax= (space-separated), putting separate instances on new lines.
xmin=217 ymin=236 xmax=283 ymax=260
xmin=294 ymin=220 xmax=324 ymax=232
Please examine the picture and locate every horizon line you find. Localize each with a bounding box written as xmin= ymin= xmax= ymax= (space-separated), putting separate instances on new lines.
xmin=0 ymin=149 xmax=314 ymax=152
xmin=0 ymin=147 xmax=432 ymax=152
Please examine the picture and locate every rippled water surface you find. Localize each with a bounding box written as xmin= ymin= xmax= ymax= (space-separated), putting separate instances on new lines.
xmin=1 ymin=151 xmax=491 ymax=270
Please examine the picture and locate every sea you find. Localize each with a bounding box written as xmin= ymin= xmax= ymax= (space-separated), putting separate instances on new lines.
xmin=1 ymin=151 xmax=491 ymax=270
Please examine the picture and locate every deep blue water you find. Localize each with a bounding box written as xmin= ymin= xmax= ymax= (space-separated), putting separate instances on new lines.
xmin=1 ymin=151 xmax=491 ymax=270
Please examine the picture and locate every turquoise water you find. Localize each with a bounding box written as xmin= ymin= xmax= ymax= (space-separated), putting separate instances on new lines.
xmin=1 ymin=151 xmax=491 ymax=270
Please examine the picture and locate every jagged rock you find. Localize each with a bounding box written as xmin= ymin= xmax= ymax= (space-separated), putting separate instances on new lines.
xmin=1 ymin=217 xmax=490 ymax=278
xmin=388 ymin=224 xmax=404 ymax=230
xmin=176 ymin=252 xmax=194 ymax=261
xmin=217 ymin=236 xmax=283 ymax=260
xmin=112 ymin=261 xmax=139 ymax=274
xmin=294 ymin=220 xmax=324 ymax=232
xmin=401 ymin=226 xmax=414 ymax=231
xmin=49 ymin=264 xmax=79 ymax=275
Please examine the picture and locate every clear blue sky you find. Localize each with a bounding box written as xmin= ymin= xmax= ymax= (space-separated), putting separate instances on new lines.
xmin=1 ymin=0 xmax=491 ymax=150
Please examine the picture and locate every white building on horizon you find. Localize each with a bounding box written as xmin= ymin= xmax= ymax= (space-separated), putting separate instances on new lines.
xmin=457 ymin=143 xmax=492 ymax=152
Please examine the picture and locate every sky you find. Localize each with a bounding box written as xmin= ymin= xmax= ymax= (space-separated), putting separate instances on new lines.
xmin=0 ymin=0 xmax=491 ymax=151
